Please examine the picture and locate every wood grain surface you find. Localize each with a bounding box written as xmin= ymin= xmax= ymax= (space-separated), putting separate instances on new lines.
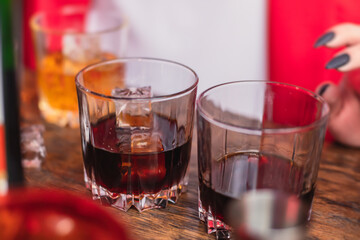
xmin=23 ymin=122 xmax=360 ymax=240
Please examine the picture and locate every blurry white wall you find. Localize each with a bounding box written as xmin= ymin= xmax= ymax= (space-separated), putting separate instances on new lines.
xmin=99 ymin=0 xmax=267 ymax=94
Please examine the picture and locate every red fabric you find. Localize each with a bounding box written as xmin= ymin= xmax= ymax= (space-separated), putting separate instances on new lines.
xmin=23 ymin=0 xmax=90 ymax=69
xmin=268 ymin=1 xmax=360 ymax=142
xmin=268 ymin=0 xmax=360 ymax=92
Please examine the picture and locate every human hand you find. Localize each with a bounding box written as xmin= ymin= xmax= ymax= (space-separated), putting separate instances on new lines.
xmin=315 ymin=23 xmax=360 ymax=147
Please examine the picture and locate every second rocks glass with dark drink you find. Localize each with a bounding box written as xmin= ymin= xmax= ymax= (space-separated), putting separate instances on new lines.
xmin=75 ymin=58 xmax=198 ymax=212
xmin=196 ymin=81 xmax=329 ymax=239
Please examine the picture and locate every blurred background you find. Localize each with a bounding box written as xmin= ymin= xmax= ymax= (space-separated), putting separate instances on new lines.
xmin=22 ymin=0 xmax=360 ymax=94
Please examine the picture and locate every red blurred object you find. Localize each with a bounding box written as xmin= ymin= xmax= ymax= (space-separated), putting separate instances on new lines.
xmin=0 ymin=188 xmax=132 ymax=240
xmin=268 ymin=0 xmax=360 ymax=142
xmin=268 ymin=0 xmax=360 ymax=92
xmin=262 ymin=83 xmax=321 ymax=128
xmin=23 ymin=0 xmax=91 ymax=69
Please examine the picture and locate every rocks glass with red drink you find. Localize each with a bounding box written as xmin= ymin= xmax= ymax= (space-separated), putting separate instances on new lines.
xmin=76 ymin=58 xmax=198 ymax=212
xmin=196 ymin=81 xmax=329 ymax=239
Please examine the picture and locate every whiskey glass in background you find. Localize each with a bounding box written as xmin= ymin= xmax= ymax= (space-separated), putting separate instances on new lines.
xmin=76 ymin=58 xmax=198 ymax=212
xmin=197 ymin=81 xmax=329 ymax=239
xmin=30 ymin=6 xmax=127 ymax=127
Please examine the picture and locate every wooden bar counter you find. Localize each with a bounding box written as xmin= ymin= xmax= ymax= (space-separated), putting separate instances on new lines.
xmin=23 ymin=121 xmax=360 ymax=240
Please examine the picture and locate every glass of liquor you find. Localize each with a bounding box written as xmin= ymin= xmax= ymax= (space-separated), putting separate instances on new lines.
xmin=30 ymin=6 xmax=128 ymax=127
xmin=75 ymin=58 xmax=198 ymax=212
xmin=196 ymin=81 xmax=329 ymax=239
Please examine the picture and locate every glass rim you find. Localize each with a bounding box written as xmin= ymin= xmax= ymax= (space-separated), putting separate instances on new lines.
xmin=30 ymin=5 xmax=128 ymax=36
xmin=196 ymin=80 xmax=330 ymax=135
xmin=75 ymin=57 xmax=199 ymax=101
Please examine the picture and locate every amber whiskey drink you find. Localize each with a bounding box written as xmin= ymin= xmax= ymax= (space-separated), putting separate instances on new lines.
xmin=37 ymin=52 xmax=115 ymax=127
xmin=31 ymin=6 xmax=127 ymax=127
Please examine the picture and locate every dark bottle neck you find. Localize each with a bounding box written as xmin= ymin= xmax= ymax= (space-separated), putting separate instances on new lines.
xmin=0 ymin=0 xmax=24 ymax=188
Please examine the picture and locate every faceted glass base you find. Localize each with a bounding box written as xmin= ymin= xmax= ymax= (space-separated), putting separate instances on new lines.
xmin=84 ymin=169 xmax=188 ymax=212
xmin=198 ymin=190 xmax=232 ymax=240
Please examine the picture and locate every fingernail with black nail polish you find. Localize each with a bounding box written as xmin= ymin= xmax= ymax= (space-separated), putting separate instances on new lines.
xmin=314 ymin=32 xmax=335 ymax=48
xmin=326 ymin=53 xmax=350 ymax=69
xmin=319 ymin=84 xmax=330 ymax=96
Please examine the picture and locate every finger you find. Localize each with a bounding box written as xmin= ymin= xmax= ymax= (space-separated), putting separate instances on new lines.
xmin=325 ymin=44 xmax=360 ymax=71
xmin=315 ymin=82 xmax=342 ymax=117
xmin=327 ymin=88 xmax=360 ymax=148
xmin=316 ymin=81 xmax=360 ymax=147
xmin=314 ymin=23 xmax=360 ymax=48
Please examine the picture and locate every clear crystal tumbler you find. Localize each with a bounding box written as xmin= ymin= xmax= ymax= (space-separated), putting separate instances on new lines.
xmin=197 ymin=81 xmax=329 ymax=238
xmin=76 ymin=58 xmax=198 ymax=211
xmin=31 ymin=6 xmax=127 ymax=127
